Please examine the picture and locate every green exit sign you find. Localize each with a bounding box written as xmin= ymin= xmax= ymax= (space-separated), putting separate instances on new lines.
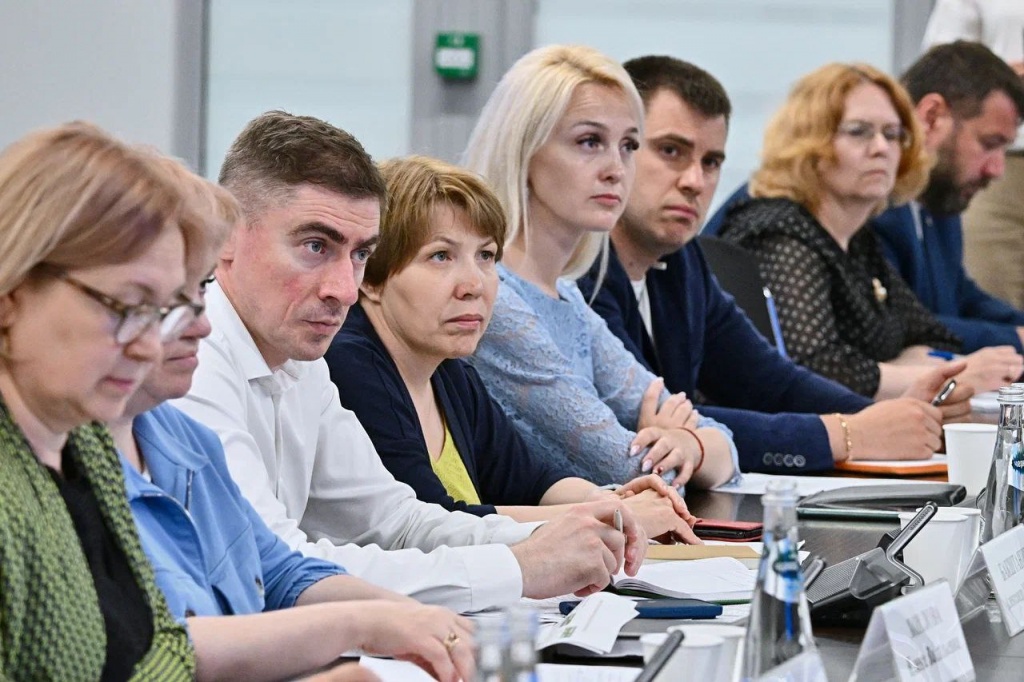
xmin=434 ymin=32 xmax=479 ymax=80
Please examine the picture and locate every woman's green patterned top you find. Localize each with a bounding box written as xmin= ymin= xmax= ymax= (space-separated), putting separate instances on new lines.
xmin=0 ymin=397 xmax=194 ymax=681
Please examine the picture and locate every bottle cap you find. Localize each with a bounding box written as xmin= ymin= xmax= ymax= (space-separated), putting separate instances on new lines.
xmin=998 ymin=386 xmax=1024 ymax=404
xmin=763 ymin=477 xmax=798 ymax=504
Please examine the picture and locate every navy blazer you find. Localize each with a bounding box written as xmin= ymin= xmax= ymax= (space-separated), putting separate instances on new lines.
xmin=871 ymin=203 xmax=1024 ymax=353
xmin=577 ymin=242 xmax=871 ymax=474
xmin=326 ymin=304 xmax=565 ymax=517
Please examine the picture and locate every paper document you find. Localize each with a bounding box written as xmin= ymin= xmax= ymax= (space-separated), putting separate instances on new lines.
xmin=612 ymin=556 xmax=756 ymax=603
xmin=715 ymin=472 xmax=919 ymax=497
xmin=536 ymin=592 xmax=638 ymax=654
xmin=360 ymin=658 xmax=641 ymax=682
xmin=536 ymin=663 xmax=640 ymax=680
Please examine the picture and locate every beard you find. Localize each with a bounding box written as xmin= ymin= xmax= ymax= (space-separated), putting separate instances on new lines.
xmin=917 ymin=142 xmax=988 ymax=217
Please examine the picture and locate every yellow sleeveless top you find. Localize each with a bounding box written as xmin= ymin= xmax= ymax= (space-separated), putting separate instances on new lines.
xmin=430 ymin=422 xmax=481 ymax=505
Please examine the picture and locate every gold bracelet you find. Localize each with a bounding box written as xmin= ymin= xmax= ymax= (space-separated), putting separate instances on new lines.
xmin=831 ymin=413 xmax=852 ymax=462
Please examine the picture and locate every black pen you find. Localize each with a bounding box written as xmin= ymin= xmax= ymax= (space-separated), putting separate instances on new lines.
xmin=931 ymin=378 xmax=956 ymax=406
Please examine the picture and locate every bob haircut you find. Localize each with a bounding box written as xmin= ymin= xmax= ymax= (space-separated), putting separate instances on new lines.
xmin=151 ymin=153 xmax=241 ymax=284
xmin=364 ymin=155 xmax=507 ymax=289
xmin=462 ymin=44 xmax=644 ymax=280
xmin=0 ymin=122 xmax=202 ymax=297
xmin=750 ymin=62 xmax=931 ymax=214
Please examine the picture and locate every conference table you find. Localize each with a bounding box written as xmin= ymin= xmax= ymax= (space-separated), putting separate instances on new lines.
xmin=681 ymin=488 xmax=1024 ymax=681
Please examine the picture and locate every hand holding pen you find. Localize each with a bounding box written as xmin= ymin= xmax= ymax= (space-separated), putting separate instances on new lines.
xmin=904 ymin=360 xmax=972 ymax=420
xmin=931 ymin=379 xmax=956 ymax=406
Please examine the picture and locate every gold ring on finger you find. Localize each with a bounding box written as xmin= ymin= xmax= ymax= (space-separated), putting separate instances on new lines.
xmin=443 ymin=631 xmax=460 ymax=653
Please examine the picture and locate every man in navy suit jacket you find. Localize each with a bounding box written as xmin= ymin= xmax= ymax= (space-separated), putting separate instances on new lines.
xmin=578 ymin=56 xmax=969 ymax=474
xmin=871 ymin=42 xmax=1024 ymax=353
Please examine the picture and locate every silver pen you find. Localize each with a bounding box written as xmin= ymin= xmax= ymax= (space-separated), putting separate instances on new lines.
xmin=613 ymin=508 xmax=624 ymax=576
xmin=931 ymin=378 xmax=957 ymax=406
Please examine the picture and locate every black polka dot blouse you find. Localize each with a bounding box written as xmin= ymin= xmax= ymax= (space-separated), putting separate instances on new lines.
xmin=718 ymin=197 xmax=961 ymax=397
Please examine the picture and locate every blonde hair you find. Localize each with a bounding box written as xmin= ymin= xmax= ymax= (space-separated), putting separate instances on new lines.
xmin=0 ymin=122 xmax=191 ymax=296
xmin=751 ymin=62 xmax=931 ymax=214
xmin=463 ymin=44 xmax=643 ymax=280
xmin=365 ymin=155 xmax=506 ymax=288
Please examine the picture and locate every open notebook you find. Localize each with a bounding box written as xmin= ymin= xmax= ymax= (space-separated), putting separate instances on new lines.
xmin=611 ymin=556 xmax=756 ymax=604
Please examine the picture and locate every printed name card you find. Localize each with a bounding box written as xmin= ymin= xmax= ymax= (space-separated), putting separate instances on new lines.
xmin=849 ymin=582 xmax=974 ymax=682
xmin=978 ymin=523 xmax=1024 ymax=637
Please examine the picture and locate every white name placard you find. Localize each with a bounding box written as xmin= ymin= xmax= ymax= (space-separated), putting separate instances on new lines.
xmin=978 ymin=523 xmax=1024 ymax=637
xmin=850 ymin=582 xmax=974 ymax=682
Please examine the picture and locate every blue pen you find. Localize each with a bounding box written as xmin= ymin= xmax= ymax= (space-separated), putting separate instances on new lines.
xmin=763 ymin=286 xmax=788 ymax=358
xmin=927 ymin=349 xmax=957 ymax=361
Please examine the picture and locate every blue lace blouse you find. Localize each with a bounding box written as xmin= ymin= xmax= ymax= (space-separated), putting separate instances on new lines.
xmin=468 ymin=264 xmax=739 ymax=486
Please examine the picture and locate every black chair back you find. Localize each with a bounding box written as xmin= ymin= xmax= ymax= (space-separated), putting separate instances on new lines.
xmin=697 ymin=235 xmax=787 ymax=355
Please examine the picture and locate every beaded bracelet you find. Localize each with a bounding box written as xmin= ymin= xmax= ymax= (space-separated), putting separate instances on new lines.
xmin=831 ymin=413 xmax=853 ymax=462
xmin=680 ymin=427 xmax=705 ymax=474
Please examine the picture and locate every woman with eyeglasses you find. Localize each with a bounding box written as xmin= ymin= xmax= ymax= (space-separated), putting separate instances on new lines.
xmin=109 ymin=159 xmax=474 ymax=682
xmin=717 ymin=63 xmax=1008 ymax=399
xmin=0 ymin=122 xmax=209 ymax=680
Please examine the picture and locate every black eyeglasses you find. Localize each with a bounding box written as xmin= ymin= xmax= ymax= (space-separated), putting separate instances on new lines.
xmin=54 ymin=272 xmax=200 ymax=345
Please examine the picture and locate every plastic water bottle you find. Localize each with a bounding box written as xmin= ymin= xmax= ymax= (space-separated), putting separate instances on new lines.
xmin=474 ymin=615 xmax=504 ymax=682
xmin=742 ymin=478 xmax=816 ymax=679
xmin=502 ymin=605 xmax=538 ymax=682
xmin=980 ymin=385 xmax=1024 ymax=542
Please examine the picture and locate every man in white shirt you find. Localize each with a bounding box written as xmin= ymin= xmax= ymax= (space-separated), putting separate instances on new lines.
xmin=175 ymin=110 xmax=646 ymax=614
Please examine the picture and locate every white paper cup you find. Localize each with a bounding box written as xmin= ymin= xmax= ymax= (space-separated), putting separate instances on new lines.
xmin=669 ymin=624 xmax=745 ymax=682
xmin=899 ymin=507 xmax=982 ymax=588
xmin=640 ymin=632 xmax=724 ymax=681
xmin=943 ymin=423 xmax=997 ymax=497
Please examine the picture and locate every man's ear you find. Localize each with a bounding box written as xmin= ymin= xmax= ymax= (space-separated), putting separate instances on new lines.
xmin=915 ymin=93 xmax=954 ymax=151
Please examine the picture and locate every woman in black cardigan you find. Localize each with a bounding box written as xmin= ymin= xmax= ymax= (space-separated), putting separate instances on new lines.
xmin=326 ymin=155 xmax=698 ymax=543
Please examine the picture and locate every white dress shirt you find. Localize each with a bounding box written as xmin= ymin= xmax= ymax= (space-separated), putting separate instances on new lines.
xmin=173 ymin=283 xmax=535 ymax=613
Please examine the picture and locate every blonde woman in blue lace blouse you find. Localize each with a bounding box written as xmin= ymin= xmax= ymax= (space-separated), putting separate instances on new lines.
xmin=463 ymin=45 xmax=739 ymax=489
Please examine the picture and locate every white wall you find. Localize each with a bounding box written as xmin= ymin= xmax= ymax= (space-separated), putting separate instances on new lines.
xmin=535 ymin=0 xmax=897 ymax=215
xmin=0 ymin=0 xmax=201 ymax=165
xmin=204 ymin=0 xmax=413 ymax=179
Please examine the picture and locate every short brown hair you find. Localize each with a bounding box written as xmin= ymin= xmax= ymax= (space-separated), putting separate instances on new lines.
xmin=364 ymin=156 xmax=506 ymax=289
xmin=903 ymin=40 xmax=1024 ymax=120
xmin=218 ymin=110 xmax=387 ymax=224
xmin=0 ymin=122 xmax=188 ymax=296
xmin=623 ymin=55 xmax=731 ymax=122
xmin=751 ymin=63 xmax=931 ymax=214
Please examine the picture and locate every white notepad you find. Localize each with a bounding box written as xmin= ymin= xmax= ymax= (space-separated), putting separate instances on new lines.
xmin=612 ymin=556 xmax=756 ymax=603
